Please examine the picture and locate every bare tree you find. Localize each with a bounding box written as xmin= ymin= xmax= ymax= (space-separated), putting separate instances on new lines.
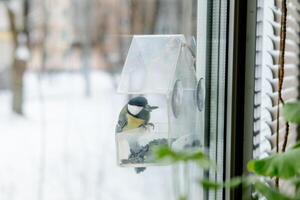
xmin=81 ymin=0 xmax=91 ymax=96
xmin=7 ymin=0 xmax=29 ymax=115
xmin=71 ymin=0 xmax=92 ymax=96
xmin=155 ymin=0 xmax=179 ymax=34
xmin=143 ymin=0 xmax=159 ymax=34
xmin=131 ymin=0 xmax=158 ymax=34
xmin=181 ymin=0 xmax=193 ymax=37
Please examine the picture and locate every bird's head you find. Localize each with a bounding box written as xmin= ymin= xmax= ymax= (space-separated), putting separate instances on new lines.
xmin=127 ymin=96 xmax=158 ymax=116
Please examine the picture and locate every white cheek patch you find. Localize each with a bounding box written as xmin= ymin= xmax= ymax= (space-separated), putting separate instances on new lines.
xmin=128 ymin=105 xmax=143 ymax=115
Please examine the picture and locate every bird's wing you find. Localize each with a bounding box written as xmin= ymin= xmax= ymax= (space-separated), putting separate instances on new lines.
xmin=115 ymin=106 xmax=128 ymax=133
xmin=136 ymin=109 xmax=150 ymax=124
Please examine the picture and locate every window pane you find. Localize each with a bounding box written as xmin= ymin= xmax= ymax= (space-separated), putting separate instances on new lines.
xmin=0 ymin=0 xmax=199 ymax=200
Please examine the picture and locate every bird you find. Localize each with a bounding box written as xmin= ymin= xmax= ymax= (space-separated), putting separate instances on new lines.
xmin=116 ymin=96 xmax=158 ymax=173
xmin=116 ymin=96 xmax=158 ymax=133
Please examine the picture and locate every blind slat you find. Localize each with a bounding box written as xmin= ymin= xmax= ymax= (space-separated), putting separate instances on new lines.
xmin=253 ymin=0 xmax=299 ymax=160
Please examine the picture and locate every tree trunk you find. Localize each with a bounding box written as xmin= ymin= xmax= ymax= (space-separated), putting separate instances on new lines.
xmin=8 ymin=8 xmax=26 ymax=115
xmin=82 ymin=0 xmax=91 ymax=97
xmin=181 ymin=0 xmax=193 ymax=37
xmin=155 ymin=0 xmax=179 ymax=33
xmin=11 ymin=59 xmax=26 ymax=115
xmin=131 ymin=0 xmax=144 ymax=34
xmin=143 ymin=0 xmax=158 ymax=34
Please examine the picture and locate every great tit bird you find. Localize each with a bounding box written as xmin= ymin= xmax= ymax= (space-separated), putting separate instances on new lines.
xmin=116 ymin=96 xmax=158 ymax=133
xmin=116 ymin=96 xmax=158 ymax=173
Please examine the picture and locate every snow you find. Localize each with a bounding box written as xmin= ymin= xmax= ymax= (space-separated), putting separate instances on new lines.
xmin=0 ymin=71 xmax=173 ymax=200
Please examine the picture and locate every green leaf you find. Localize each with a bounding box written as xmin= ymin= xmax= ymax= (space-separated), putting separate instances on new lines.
xmin=223 ymin=177 xmax=243 ymax=188
xmin=283 ymin=102 xmax=300 ymax=124
xmin=288 ymin=177 xmax=300 ymax=185
xmin=154 ymin=146 xmax=178 ymax=161
xmin=154 ymin=146 xmax=215 ymax=170
xmin=178 ymin=196 xmax=187 ymax=200
xmin=254 ymin=182 xmax=294 ymax=200
xmin=247 ymin=148 xmax=300 ymax=179
xmin=199 ymin=177 xmax=243 ymax=190
xmin=288 ymin=177 xmax=300 ymax=199
xmin=292 ymin=141 xmax=300 ymax=149
xmin=199 ymin=179 xmax=222 ymax=190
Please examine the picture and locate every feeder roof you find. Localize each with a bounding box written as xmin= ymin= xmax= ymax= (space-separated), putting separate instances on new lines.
xmin=117 ymin=35 xmax=186 ymax=95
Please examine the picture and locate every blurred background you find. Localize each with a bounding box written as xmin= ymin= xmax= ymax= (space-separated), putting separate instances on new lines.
xmin=0 ymin=0 xmax=197 ymax=199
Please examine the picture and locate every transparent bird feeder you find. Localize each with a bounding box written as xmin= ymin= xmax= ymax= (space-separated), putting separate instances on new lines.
xmin=116 ymin=35 xmax=202 ymax=167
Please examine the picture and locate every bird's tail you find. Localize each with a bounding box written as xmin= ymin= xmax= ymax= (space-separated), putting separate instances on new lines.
xmin=135 ymin=167 xmax=146 ymax=174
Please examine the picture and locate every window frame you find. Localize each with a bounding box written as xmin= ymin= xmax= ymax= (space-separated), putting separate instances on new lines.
xmin=224 ymin=0 xmax=257 ymax=199
xmin=196 ymin=0 xmax=259 ymax=199
xmin=196 ymin=0 xmax=229 ymax=199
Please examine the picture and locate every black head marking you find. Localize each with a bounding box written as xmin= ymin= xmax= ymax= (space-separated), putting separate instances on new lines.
xmin=128 ymin=96 xmax=148 ymax=107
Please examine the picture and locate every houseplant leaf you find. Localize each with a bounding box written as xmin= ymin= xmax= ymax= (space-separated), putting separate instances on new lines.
xmin=283 ymin=102 xmax=300 ymax=124
xmin=154 ymin=146 xmax=215 ymax=170
xmin=254 ymin=182 xmax=294 ymax=200
xmin=199 ymin=177 xmax=243 ymax=190
xmin=247 ymin=148 xmax=300 ymax=179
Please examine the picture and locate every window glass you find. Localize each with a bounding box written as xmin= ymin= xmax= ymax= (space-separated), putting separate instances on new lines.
xmin=0 ymin=0 xmax=199 ymax=200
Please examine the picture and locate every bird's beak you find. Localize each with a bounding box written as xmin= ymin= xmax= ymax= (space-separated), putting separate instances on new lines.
xmin=145 ymin=104 xmax=158 ymax=112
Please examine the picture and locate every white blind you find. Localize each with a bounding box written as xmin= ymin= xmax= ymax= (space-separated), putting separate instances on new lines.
xmin=254 ymin=0 xmax=300 ymax=159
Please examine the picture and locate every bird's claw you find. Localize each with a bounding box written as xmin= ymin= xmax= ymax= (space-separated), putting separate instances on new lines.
xmin=147 ymin=123 xmax=155 ymax=130
xmin=141 ymin=123 xmax=155 ymax=131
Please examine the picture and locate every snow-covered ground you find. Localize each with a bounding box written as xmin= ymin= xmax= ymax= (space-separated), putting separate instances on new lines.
xmin=0 ymin=71 xmax=173 ymax=200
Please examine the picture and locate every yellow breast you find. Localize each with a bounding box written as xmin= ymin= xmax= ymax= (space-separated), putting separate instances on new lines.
xmin=123 ymin=114 xmax=145 ymax=132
